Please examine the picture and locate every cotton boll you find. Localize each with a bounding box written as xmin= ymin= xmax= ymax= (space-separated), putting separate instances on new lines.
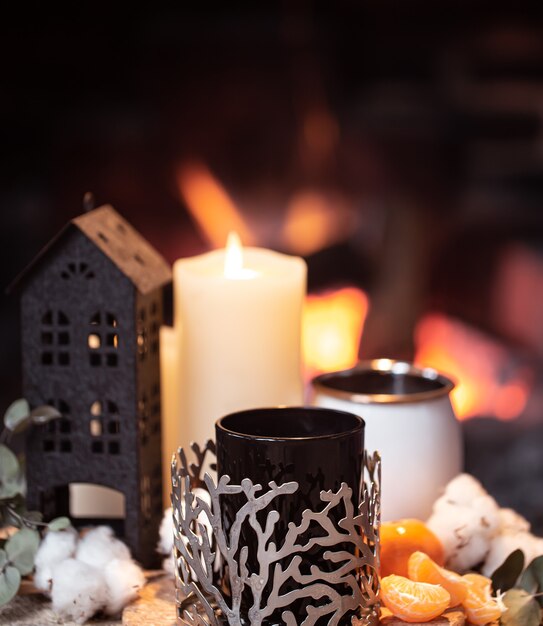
xmin=447 ymin=529 xmax=493 ymax=572
xmin=51 ymin=558 xmax=107 ymax=624
xmin=103 ymin=557 xmax=145 ymax=615
xmin=76 ymin=526 xmax=131 ymax=568
xmin=443 ymin=474 xmax=487 ymax=506
xmin=163 ymin=553 xmax=175 ymax=577
xmin=482 ymin=532 xmax=543 ymax=577
xmin=498 ymin=508 xmax=531 ymax=534
xmin=470 ymin=495 xmax=501 ymax=534
xmin=428 ymin=504 xmax=475 ymax=557
xmin=34 ymin=527 xmax=78 ymax=593
xmin=157 ymin=508 xmax=175 ymax=577
xmin=158 ymin=507 xmax=174 ymax=556
xmin=428 ymin=505 xmax=494 ymax=572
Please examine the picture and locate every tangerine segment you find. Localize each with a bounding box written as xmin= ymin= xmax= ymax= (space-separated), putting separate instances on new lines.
xmin=408 ymin=551 xmax=468 ymax=607
xmin=380 ymin=574 xmax=451 ymax=623
xmin=380 ymin=519 xmax=445 ymax=577
xmin=462 ymin=573 xmax=502 ymax=625
xmin=463 ymin=573 xmax=492 ymax=594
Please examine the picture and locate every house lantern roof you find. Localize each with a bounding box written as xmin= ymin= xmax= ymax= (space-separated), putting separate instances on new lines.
xmin=8 ymin=205 xmax=172 ymax=295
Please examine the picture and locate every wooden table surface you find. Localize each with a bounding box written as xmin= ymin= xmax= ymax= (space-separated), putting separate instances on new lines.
xmin=1 ymin=576 xmax=468 ymax=626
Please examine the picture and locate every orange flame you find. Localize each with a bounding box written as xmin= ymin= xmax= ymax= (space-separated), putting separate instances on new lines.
xmin=177 ymin=162 xmax=255 ymax=249
xmin=414 ymin=313 xmax=531 ymax=420
xmin=303 ymin=287 xmax=369 ymax=380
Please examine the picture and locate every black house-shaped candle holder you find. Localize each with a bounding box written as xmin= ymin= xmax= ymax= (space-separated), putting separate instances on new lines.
xmin=11 ymin=205 xmax=172 ymax=567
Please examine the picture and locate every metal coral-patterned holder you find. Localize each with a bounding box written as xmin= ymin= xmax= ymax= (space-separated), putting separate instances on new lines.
xmin=171 ymin=440 xmax=381 ymax=626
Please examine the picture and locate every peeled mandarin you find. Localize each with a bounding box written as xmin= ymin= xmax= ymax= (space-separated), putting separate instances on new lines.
xmin=408 ymin=551 xmax=468 ymax=607
xmin=380 ymin=519 xmax=445 ymax=577
xmin=462 ymin=573 xmax=502 ymax=625
xmin=380 ymin=574 xmax=451 ymax=623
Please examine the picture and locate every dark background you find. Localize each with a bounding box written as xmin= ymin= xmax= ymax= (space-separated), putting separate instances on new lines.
xmin=2 ymin=3 xmax=543 ymax=527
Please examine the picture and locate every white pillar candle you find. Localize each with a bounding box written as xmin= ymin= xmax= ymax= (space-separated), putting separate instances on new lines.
xmin=174 ymin=233 xmax=306 ymax=447
xmin=160 ymin=325 xmax=183 ymax=508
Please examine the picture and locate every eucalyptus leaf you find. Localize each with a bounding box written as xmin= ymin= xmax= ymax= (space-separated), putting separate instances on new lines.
xmin=0 ymin=445 xmax=25 ymax=499
xmin=30 ymin=405 xmax=62 ymax=424
xmin=520 ymin=555 xmax=543 ymax=605
xmin=3 ymin=399 xmax=30 ymax=432
xmin=0 ymin=549 xmax=7 ymax=569
xmin=5 ymin=528 xmax=40 ymax=576
xmin=501 ymin=589 xmax=541 ymax=626
xmin=0 ymin=565 xmax=20 ymax=606
xmin=0 ymin=444 xmax=19 ymax=481
xmin=492 ymin=549 xmax=525 ymax=593
xmin=47 ymin=517 xmax=71 ymax=531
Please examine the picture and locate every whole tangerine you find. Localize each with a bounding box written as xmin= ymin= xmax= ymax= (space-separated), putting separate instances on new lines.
xmin=380 ymin=519 xmax=445 ymax=577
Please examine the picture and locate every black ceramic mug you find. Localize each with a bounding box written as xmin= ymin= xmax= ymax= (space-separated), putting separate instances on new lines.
xmin=215 ymin=406 xmax=365 ymax=625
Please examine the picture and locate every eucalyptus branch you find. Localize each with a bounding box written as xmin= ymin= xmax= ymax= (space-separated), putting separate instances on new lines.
xmin=5 ymin=504 xmax=48 ymax=530
xmin=0 ymin=427 xmax=10 ymax=444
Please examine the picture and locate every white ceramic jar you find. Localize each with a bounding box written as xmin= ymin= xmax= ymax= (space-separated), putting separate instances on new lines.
xmin=311 ymin=359 xmax=462 ymax=521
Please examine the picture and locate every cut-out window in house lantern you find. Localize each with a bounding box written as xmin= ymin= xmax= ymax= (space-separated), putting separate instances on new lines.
xmin=40 ymin=310 xmax=71 ymax=366
xmin=10 ymin=203 xmax=172 ymax=567
xmin=60 ymin=261 xmax=95 ymax=280
xmin=88 ymin=399 xmax=121 ymax=455
xmin=42 ymin=398 xmax=72 ymax=454
xmin=88 ymin=312 xmax=119 ymax=367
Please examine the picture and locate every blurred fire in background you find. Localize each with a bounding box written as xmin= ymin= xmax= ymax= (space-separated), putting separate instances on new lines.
xmin=414 ymin=313 xmax=532 ymax=421
xmin=1 ymin=3 xmax=543 ymax=528
xmin=303 ymin=287 xmax=368 ymax=379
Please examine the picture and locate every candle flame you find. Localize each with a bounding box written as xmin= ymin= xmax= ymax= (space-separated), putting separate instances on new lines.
xmin=224 ymin=231 xmax=257 ymax=279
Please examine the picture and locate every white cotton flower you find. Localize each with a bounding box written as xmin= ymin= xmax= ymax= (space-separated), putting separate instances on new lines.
xmin=428 ymin=473 xmax=543 ymax=578
xmin=103 ymin=557 xmax=145 ymax=615
xmin=162 ymin=553 xmax=175 ymax=577
xmin=428 ymin=488 xmax=499 ymax=572
xmin=76 ymin=526 xmax=131 ymax=568
xmin=51 ymin=558 xmax=107 ymax=625
xmin=470 ymin=495 xmax=501 ymax=537
xmin=443 ymin=474 xmax=487 ymax=506
xmin=448 ymin=528 xmax=493 ymax=572
xmin=158 ymin=507 xmax=174 ymax=556
xmin=34 ymin=527 xmax=78 ymax=593
xmin=498 ymin=508 xmax=531 ymax=534
xmin=482 ymin=532 xmax=543 ymax=577
xmin=428 ymin=504 xmax=476 ymax=556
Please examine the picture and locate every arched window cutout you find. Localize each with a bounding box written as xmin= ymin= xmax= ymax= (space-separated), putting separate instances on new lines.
xmin=60 ymin=262 xmax=94 ymax=280
xmin=88 ymin=400 xmax=121 ymax=455
xmin=69 ymin=484 xmax=125 ymax=519
xmin=40 ymin=311 xmax=70 ymax=366
xmin=88 ymin=313 xmax=119 ymax=367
